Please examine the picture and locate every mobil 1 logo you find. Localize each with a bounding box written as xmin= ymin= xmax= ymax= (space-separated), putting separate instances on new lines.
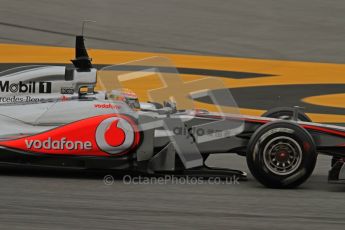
xmin=0 ymin=81 xmax=52 ymax=94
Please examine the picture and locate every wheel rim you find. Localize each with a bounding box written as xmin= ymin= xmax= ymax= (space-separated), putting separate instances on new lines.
xmin=263 ymin=136 xmax=302 ymax=175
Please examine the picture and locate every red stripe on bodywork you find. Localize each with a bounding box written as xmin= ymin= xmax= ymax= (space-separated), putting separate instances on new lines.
xmin=301 ymin=125 xmax=345 ymax=137
xmin=0 ymin=114 xmax=140 ymax=157
xmin=196 ymin=114 xmax=345 ymax=137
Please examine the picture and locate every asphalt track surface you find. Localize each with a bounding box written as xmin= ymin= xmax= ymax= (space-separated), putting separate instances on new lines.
xmin=1 ymin=1 xmax=345 ymax=229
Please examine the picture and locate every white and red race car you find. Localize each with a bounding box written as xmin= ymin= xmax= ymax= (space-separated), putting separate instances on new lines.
xmin=0 ymin=36 xmax=344 ymax=189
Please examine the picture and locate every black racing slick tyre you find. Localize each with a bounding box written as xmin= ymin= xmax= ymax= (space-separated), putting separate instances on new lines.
xmin=262 ymin=107 xmax=311 ymax=122
xmin=246 ymin=121 xmax=317 ymax=189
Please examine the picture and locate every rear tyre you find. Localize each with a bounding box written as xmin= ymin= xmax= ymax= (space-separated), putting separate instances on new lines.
xmin=262 ymin=107 xmax=311 ymax=122
xmin=246 ymin=121 xmax=317 ymax=188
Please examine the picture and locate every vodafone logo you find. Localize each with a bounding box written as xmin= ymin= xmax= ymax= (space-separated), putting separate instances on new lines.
xmin=95 ymin=117 xmax=136 ymax=155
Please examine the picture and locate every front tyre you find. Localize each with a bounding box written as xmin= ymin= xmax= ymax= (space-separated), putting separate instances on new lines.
xmin=246 ymin=121 xmax=317 ymax=188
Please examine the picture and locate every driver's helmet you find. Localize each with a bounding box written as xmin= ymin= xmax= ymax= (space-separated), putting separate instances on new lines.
xmin=107 ymin=88 xmax=140 ymax=110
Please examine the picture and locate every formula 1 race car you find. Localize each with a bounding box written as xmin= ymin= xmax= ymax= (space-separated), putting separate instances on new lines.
xmin=0 ymin=36 xmax=344 ymax=189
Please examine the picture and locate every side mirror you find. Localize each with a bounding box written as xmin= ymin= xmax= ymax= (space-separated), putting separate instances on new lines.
xmin=140 ymin=102 xmax=158 ymax=111
xmin=140 ymin=102 xmax=175 ymax=115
